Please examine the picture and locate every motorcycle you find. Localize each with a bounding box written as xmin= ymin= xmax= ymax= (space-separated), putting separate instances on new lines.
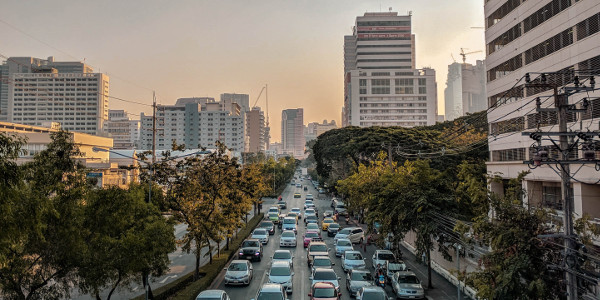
xmin=376 ymin=273 xmax=386 ymax=288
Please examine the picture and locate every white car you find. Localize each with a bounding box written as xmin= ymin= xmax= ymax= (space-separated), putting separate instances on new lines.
xmin=281 ymin=217 xmax=297 ymax=233
xmin=334 ymin=227 xmax=365 ymax=244
xmin=372 ymin=250 xmax=396 ymax=270
xmin=304 ymin=208 xmax=317 ymax=219
xmin=311 ymin=255 xmax=334 ymax=273
xmin=342 ymin=250 xmax=366 ymax=272
xmin=251 ymin=228 xmax=269 ymax=245
xmin=306 ymin=223 xmax=320 ymax=232
xmin=268 ymin=261 xmax=294 ymax=294
xmin=334 ymin=238 xmax=354 ymax=257
xmin=224 ymin=260 xmax=253 ymax=286
xmin=310 ymin=268 xmax=341 ymax=291
xmin=272 ymin=250 xmax=294 ymax=268
xmin=279 ymin=230 xmax=297 ymax=247
xmin=251 ymin=283 xmax=288 ymax=300
xmin=356 ymin=286 xmax=388 ymax=300
xmin=196 ymin=289 xmax=231 ymax=300
xmin=268 ymin=206 xmax=280 ymax=215
xmin=391 ymin=271 xmax=425 ymax=300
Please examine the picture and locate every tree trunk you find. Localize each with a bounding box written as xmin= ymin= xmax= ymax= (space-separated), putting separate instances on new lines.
xmin=226 ymin=236 xmax=230 ymax=250
xmin=209 ymin=244 xmax=213 ymax=264
xmin=427 ymin=247 xmax=433 ymax=289
xmin=195 ymin=247 xmax=201 ymax=280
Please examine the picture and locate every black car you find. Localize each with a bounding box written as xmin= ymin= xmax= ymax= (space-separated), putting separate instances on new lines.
xmin=277 ymin=200 xmax=287 ymax=209
xmin=238 ymin=239 xmax=263 ymax=261
xmin=327 ymin=223 xmax=341 ymax=237
xmin=259 ymin=221 xmax=275 ymax=235
xmin=303 ymin=186 xmax=308 ymax=191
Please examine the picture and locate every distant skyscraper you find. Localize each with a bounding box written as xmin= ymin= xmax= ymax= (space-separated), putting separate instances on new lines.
xmin=246 ymin=107 xmax=266 ymax=153
xmin=304 ymin=120 xmax=337 ymax=142
xmin=342 ymin=12 xmax=438 ymax=127
xmin=444 ymin=60 xmax=487 ymax=121
xmin=104 ymin=110 xmax=140 ymax=149
xmin=281 ymin=108 xmax=305 ymax=159
xmin=221 ymin=93 xmax=250 ymax=112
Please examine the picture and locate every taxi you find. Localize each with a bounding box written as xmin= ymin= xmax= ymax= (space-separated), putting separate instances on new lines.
xmin=294 ymin=192 xmax=302 ymax=198
xmin=321 ymin=218 xmax=335 ymax=231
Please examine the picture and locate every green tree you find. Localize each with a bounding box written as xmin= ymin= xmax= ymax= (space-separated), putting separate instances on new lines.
xmin=76 ymin=185 xmax=175 ymax=300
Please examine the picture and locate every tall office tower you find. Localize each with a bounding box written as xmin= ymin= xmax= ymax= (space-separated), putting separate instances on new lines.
xmin=444 ymin=60 xmax=487 ymax=121
xmin=281 ymin=108 xmax=305 ymax=159
xmin=140 ymin=97 xmax=245 ymax=152
xmin=304 ymin=120 xmax=338 ymax=142
xmin=0 ymin=56 xmax=93 ymax=122
xmin=485 ymin=0 xmax=600 ymax=261
xmin=342 ymin=12 xmax=438 ymax=127
xmin=246 ymin=107 xmax=266 ymax=153
xmin=103 ymin=110 xmax=140 ymax=149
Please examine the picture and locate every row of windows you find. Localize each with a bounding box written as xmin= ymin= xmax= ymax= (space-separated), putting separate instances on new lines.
xmin=360 ymin=115 xmax=428 ymax=120
xmin=359 ymin=103 xmax=427 ymax=107
xmin=357 ymin=59 xmax=411 ymax=63
xmin=359 ymin=96 xmax=427 ymax=101
xmin=356 ymin=44 xmax=411 ymax=48
xmin=523 ymin=0 xmax=572 ymax=33
xmin=357 ymin=30 xmax=410 ymax=34
xmin=358 ymin=37 xmax=411 ymax=41
xmin=357 ymin=52 xmax=411 ymax=56
xmin=360 ymin=121 xmax=427 ymax=126
xmin=491 ymin=148 xmax=525 ymax=162
xmin=14 ymin=78 xmax=99 ymax=82
xmin=357 ymin=21 xmax=410 ymax=26
xmin=487 ymin=0 xmax=524 ymax=28
xmin=359 ymin=109 xmax=427 ymax=114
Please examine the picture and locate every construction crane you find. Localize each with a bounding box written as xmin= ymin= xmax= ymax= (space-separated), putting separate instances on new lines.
xmin=252 ymin=84 xmax=270 ymax=147
xmin=459 ymin=48 xmax=483 ymax=64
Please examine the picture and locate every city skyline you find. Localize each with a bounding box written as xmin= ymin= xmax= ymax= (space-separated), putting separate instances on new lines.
xmin=0 ymin=0 xmax=485 ymax=142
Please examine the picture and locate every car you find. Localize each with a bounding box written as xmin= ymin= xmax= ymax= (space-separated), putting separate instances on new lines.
xmin=286 ymin=211 xmax=299 ymax=222
xmin=296 ymin=183 xmax=302 ymax=188
xmin=342 ymin=250 xmax=366 ymax=272
xmin=278 ymin=213 xmax=287 ymax=228
xmin=306 ymin=193 xmax=314 ymax=200
xmin=308 ymin=281 xmax=341 ymax=300
xmin=268 ymin=212 xmax=280 ymax=224
xmin=268 ymin=206 xmax=281 ymax=215
xmin=307 ymin=241 xmax=329 ymax=266
xmin=304 ymin=186 xmax=308 ymax=191
xmin=252 ymin=228 xmax=270 ymax=245
xmin=290 ymin=207 xmax=302 ymax=218
xmin=277 ymin=200 xmax=287 ymax=209
xmin=304 ymin=208 xmax=316 ymax=218
xmin=346 ymin=269 xmax=375 ymax=297
xmin=327 ymin=223 xmax=341 ymax=237
xmin=322 ymin=218 xmax=335 ymax=231
xmin=303 ymin=230 xmax=322 ymax=248
xmin=224 ymin=260 xmax=253 ymax=286
xmin=290 ymin=182 xmax=295 ymax=186
xmin=318 ymin=188 xmax=326 ymax=194
xmin=251 ymin=283 xmax=289 ymax=300
xmin=335 ymin=227 xmax=365 ymax=244
xmin=334 ymin=238 xmax=354 ymax=257
xmin=307 ymin=223 xmax=320 ymax=232
xmin=356 ymin=286 xmax=388 ymax=300
xmin=333 ymin=201 xmax=347 ymax=216
xmin=238 ymin=239 xmax=263 ymax=261
xmin=391 ymin=271 xmax=425 ymax=300
xmin=304 ymin=201 xmax=315 ymax=210
xmin=268 ymin=261 xmax=294 ymax=294
xmin=310 ymin=268 xmax=341 ymax=291
xmin=279 ymin=230 xmax=297 ymax=247
xmin=195 ymin=289 xmax=231 ymax=300
xmin=305 ymin=215 xmax=318 ymax=226
xmin=372 ymin=250 xmax=396 ymax=270
xmin=311 ymin=255 xmax=334 ymax=273
xmin=385 ymin=260 xmax=408 ymax=282
xmin=259 ymin=221 xmax=275 ymax=235
xmin=281 ymin=217 xmax=297 ymax=233
xmin=323 ymin=210 xmax=334 ymax=218
xmin=294 ymin=193 xmax=301 ymax=198
xmin=272 ymin=250 xmax=294 ymax=268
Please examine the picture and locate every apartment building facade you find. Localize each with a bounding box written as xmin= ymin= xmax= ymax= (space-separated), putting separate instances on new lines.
xmin=103 ymin=110 xmax=140 ymax=149
xmin=281 ymin=108 xmax=305 ymax=159
xmin=246 ymin=107 xmax=266 ymax=153
xmin=304 ymin=120 xmax=338 ymax=142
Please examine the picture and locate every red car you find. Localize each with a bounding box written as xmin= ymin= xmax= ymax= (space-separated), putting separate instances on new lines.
xmin=308 ymin=282 xmax=341 ymax=299
xmin=303 ymin=230 xmax=322 ymax=248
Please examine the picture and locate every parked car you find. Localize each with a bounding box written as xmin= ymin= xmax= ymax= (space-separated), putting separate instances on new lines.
xmin=282 ymin=217 xmax=297 ymax=233
xmin=307 ymin=241 xmax=329 ymax=266
xmin=346 ymin=269 xmax=374 ymax=297
xmin=303 ymin=230 xmax=322 ymax=248
xmin=311 ymin=255 xmax=334 ymax=273
xmin=224 ymin=260 xmax=253 ymax=286
xmin=268 ymin=261 xmax=294 ymax=294
xmin=372 ymin=250 xmax=396 ymax=270
xmin=385 ymin=260 xmax=408 ymax=282
xmin=251 ymin=283 xmax=288 ymax=300
xmin=272 ymin=250 xmax=294 ymax=268
xmin=259 ymin=221 xmax=275 ymax=235
xmin=308 ymin=282 xmax=341 ymax=300
xmin=391 ymin=271 xmax=425 ymax=300
xmin=279 ymin=230 xmax=297 ymax=247
xmin=342 ymin=250 xmax=366 ymax=272
xmin=196 ymin=289 xmax=231 ymax=300
xmin=356 ymin=286 xmax=388 ymax=300
xmin=251 ymin=228 xmax=269 ymax=245
xmin=310 ymin=268 xmax=341 ymax=291
xmin=334 ymin=238 xmax=354 ymax=257
xmin=327 ymin=223 xmax=341 ymax=237
xmin=238 ymin=239 xmax=263 ymax=261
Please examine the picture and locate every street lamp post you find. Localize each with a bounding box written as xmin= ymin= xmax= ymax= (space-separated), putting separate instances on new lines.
xmin=455 ymin=243 xmax=462 ymax=300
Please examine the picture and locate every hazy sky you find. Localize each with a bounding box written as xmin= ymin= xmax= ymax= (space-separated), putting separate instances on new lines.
xmin=1 ymin=0 xmax=485 ymax=142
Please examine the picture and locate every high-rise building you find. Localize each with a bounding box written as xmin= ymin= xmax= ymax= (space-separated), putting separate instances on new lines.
xmin=140 ymin=97 xmax=245 ymax=153
xmin=485 ymin=0 xmax=600 ymax=237
xmin=342 ymin=12 xmax=438 ymax=127
xmin=304 ymin=120 xmax=338 ymax=142
xmin=246 ymin=107 xmax=266 ymax=153
xmin=103 ymin=110 xmax=140 ymax=149
xmin=221 ymin=93 xmax=250 ymax=112
xmin=281 ymin=108 xmax=305 ymax=159
xmin=444 ymin=61 xmax=487 ymax=121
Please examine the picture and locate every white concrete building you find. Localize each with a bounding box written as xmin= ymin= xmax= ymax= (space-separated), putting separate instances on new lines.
xmin=304 ymin=120 xmax=338 ymax=142
xmin=103 ymin=110 xmax=140 ymax=149
xmin=342 ymin=12 xmax=438 ymax=127
xmin=485 ymin=0 xmax=600 ymax=229
xmin=444 ymin=61 xmax=487 ymax=121
xmin=281 ymin=108 xmax=305 ymax=159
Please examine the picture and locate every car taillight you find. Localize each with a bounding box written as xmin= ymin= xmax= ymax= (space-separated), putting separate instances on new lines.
xmin=255 ymin=252 xmax=260 ymax=255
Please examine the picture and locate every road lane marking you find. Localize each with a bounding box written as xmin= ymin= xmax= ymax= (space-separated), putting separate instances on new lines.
xmin=159 ymin=275 xmax=178 ymax=284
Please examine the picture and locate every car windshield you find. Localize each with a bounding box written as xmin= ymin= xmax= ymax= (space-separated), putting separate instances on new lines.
xmin=309 ymin=244 xmax=327 ymax=252
xmin=323 ymin=219 xmax=333 ymax=223
xmin=283 ymin=218 xmax=295 ymax=224
xmin=273 ymin=252 xmax=291 ymax=259
xmin=313 ymin=259 xmax=331 ymax=267
xmin=362 ymin=291 xmax=386 ymax=299
xmin=253 ymin=229 xmax=267 ymax=235
xmin=306 ymin=209 xmax=315 ymax=213
xmin=257 ymin=292 xmax=284 ymax=300
xmin=398 ymin=275 xmax=420 ymax=284
xmin=242 ymin=240 xmax=259 ymax=247
xmin=337 ymin=240 xmax=352 ymax=247
xmin=338 ymin=228 xmax=352 ymax=235
xmin=313 ymin=287 xmax=336 ymax=297
xmin=388 ymin=263 xmax=406 ymax=271
xmin=306 ymin=215 xmax=317 ymax=220
xmin=306 ymin=232 xmax=319 ymax=238
xmin=336 ymin=204 xmax=345 ymax=209
xmin=378 ymin=253 xmax=395 ymax=260
xmin=345 ymin=252 xmax=363 ymax=260
xmin=281 ymin=231 xmax=295 ymax=238
xmin=291 ymin=208 xmax=300 ymax=212
xmin=260 ymin=222 xmax=272 ymax=227
xmin=314 ymin=270 xmax=337 ymax=280
xmin=351 ymin=271 xmax=372 ymax=281
xmin=270 ymin=266 xmax=291 ymax=276
xmin=307 ymin=225 xmax=319 ymax=230
xmin=228 ymin=262 xmax=248 ymax=271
